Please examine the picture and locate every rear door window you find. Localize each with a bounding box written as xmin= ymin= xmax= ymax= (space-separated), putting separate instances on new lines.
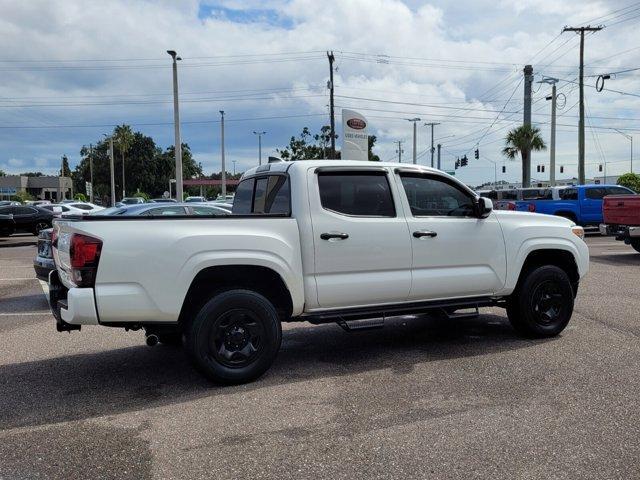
xmin=317 ymin=171 xmax=395 ymax=217
xmin=560 ymin=188 xmax=578 ymax=200
xmin=232 ymin=175 xmax=291 ymax=215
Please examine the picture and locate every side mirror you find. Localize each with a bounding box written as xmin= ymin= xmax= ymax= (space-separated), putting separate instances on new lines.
xmin=477 ymin=197 xmax=493 ymax=219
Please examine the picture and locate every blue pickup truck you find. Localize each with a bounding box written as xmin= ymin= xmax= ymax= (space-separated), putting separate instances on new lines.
xmin=514 ymin=184 xmax=636 ymax=226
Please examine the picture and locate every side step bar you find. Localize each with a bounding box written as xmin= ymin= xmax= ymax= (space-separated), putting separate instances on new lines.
xmin=337 ymin=317 xmax=385 ymax=332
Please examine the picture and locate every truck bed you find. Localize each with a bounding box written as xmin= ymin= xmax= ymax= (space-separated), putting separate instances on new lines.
xmin=603 ymin=195 xmax=640 ymax=226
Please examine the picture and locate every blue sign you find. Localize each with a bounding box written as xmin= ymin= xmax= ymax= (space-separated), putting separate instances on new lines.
xmin=0 ymin=188 xmax=17 ymax=195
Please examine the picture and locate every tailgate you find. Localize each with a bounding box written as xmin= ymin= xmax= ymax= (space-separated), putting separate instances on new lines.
xmin=603 ymin=195 xmax=640 ymax=225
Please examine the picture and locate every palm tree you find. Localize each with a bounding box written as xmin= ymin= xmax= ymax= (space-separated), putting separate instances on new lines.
xmin=113 ymin=124 xmax=134 ymax=199
xmin=502 ymin=125 xmax=546 ymax=188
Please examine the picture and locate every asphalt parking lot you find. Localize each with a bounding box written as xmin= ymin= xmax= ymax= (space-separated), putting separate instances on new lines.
xmin=0 ymin=233 xmax=639 ymax=480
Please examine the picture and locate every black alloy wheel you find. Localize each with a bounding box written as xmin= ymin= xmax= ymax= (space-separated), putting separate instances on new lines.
xmin=507 ymin=265 xmax=574 ymax=338
xmin=185 ymin=289 xmax=282 ymax=384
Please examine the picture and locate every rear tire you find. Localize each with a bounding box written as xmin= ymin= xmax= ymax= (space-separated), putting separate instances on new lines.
xmin=185 ymin=289 xmax=282 ymax=385
xmin=507 ymin=265 xmax=574 ymax=338
xmin=631 ymin=239 xmax=640 ymax=254
xmin=33 ymin=221 xmax=50 ymax=235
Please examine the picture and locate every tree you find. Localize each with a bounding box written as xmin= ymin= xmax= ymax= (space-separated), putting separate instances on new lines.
xmin=113 ymin=124 xmax=134 ymax=198
xmin=502 ymin=125 xmax=546 ymax=188
xmin=74 ymin=193 xmax=87 ymax=202
xmin=617 ymin=172 xmax=640 ymax=193
xmin=59 ymin=155 xmax=72 ymax=177
xmin=18 ymin=172 xmax=44 ymax=177
xmin=0 ymin=169 xmax=5 ymax=177
xmin=278 ymin=126 xmax=380 ymax=161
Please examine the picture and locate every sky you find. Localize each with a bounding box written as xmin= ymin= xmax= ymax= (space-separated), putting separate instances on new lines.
xmin=1 ymin=0 xmax=639 ymax=187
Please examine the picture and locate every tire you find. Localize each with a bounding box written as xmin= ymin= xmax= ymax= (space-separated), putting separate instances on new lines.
xmin=33 ymin=221 xmax=50 ymax=235
xmin=631 ymin=239 xmax=640 ymax=254
xmin=185 ymin=289 xmax=282 ymax=385
xmin=507 ymin=265 xmax=574 ymax=338
xmin=556 ymin=212 xmax=577 ymax=224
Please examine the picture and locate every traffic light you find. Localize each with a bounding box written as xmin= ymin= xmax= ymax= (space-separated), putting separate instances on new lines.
xmin=474 ymin=149 xmax=479 ymax=159
xmin=541 ymin=165 xmax=545 ymax=173
xmin=599 ymin=164 xmax=603 ymax=172
xmin=537 ymin=165 xmax=541 ymax=173
xmin=560 ymin=166 xmax=564 ymax=174
xmin=455 ymin=159 xmax=460 ymax=169
xmin=502 ymin=166 xmax=506 ymax=173
xmin=461 ymin=155 xmax=468 ymax=167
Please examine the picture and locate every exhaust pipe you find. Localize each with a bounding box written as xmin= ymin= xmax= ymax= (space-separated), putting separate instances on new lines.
xmin=145 ymin=333 xmax=159 ymax=347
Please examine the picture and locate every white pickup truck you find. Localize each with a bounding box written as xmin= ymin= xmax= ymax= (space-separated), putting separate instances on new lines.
xmin=49 ymin=160 xmax=589 ymax=384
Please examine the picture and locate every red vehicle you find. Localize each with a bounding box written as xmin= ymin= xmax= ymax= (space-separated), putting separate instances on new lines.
xmin=600 ymin=194 xmax=640 ymax=253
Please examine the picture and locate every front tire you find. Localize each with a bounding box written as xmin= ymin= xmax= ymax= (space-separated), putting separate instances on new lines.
xmin=185 ymin=289 xmax=282 ymax=384
xmin=33 ymin=221 xmax=50 ymax=235
xmin=507 ymin=265 xmax=574 ymax=338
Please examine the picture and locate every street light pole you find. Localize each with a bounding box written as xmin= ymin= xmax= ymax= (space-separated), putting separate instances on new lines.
xmin=220 ymin=110 xmax=226 ymax=197
xmin=167 ymin=50 xmax=183 ymax=202
xmin=405 ymin=118 xmax=421 ymax=164
xmin=539 ymin=77 xmax=558 ymax=186
xmin=253 ymin=131 xmax=266 ymax=165
xmin=614 ymin=129 xmax=633 ymax=174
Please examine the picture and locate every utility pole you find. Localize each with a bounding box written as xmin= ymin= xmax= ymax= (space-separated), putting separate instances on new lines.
xmin=405 ymin=118 xmax=421 ymax=164
xmin=167 ymin=50 xmax=184 ymax=201
xmin=396 ymin=140 xmax=404 ymax=163
xmin=220 ymin=110 xmax=226 ymax=197
xmin=539 ymin=77 xmax=558 ymax=186
xmin=253 ymin=131 xmax=266 ymax=165
xmin=424 ymin=122 xmax=440 ymax=168
xmin=89 ymin=143 xmax=94 ymax=203
xmin=563 ymin=25 xmax=603 ymax=184
xmin=523 ymin=64 xmax=534 ymax=188
xmin=437 ymin=143 xmax=441 ymax=170
xmin=233 ymin=160 xmax=237 ymax=175
xmin=327 ymin=51 xmax=336 ymax=158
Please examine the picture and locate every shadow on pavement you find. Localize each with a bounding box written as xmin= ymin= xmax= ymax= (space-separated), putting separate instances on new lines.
xmin=590 ymin=252 xmax=640 ymax=266
xmin=0 ymin=313 xmax=546 ymax=430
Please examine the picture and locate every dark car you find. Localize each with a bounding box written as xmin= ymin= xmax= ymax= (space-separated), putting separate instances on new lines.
xmin=0 ymin=213 xmax=15 ymax=237
xmin=0 ymin=205 xmax=53 ymax=235
xmin=33 ymin=228 xmax=54 ymax=280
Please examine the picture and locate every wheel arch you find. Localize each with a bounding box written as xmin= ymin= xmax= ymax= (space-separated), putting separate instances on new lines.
xmin=513 ymin=248 xmax=580 ymax=295
xmin=178 ymin=265 xmax=295 ymax=328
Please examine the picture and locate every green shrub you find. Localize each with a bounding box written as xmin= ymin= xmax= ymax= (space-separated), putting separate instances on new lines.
xmin=617 ymin=173 xmax=640 ymax=193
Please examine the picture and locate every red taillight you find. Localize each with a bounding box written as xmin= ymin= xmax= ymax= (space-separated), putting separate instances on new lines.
xmin=507 ymin=202 xmax=516 ymax=210
xmin=70 ymin=233 xmax=102 ymax=287
xmin=528 ymin=203 xmax=536 ymax=212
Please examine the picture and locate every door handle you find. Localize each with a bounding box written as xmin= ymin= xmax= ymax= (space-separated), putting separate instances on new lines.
xmin=413 ymin=230 xmax=437 ymax=238
xmin=321 ymin=232 xmax=349 ymax=240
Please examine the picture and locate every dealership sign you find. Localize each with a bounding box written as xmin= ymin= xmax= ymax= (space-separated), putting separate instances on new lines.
xmin=341 ymin=109 xmax=368 ymax=161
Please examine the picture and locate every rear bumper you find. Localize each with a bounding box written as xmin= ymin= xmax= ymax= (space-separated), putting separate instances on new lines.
xmin=48 ymin=270 xmax=99 ymax=330
xmin=600 ymin=224 xmax=640 ymax=242
xmin=33 ymin=257 xmax=55 ymax=282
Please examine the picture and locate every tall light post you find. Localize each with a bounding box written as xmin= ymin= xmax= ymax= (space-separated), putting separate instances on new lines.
xmin=167 ymin=50 xmax=183 ymax=201
xmin=539 ymin=77 xmax=558 ymax=186
xmin=168 ymin=178 xmax=176 ymax=199
xmin=103 ymin=134 xmax=116 ymax=206
xmin=614 ymin=129 xmax=633 ymax=174
xmin=88 ymin=143 xmax=94 ymax=203
xmin=253 ymin=131 xmax=266 ymax=165
xmin=220 ymin=110 xmax=226 ymax=197
xmin=405 ymin=118 xmax=421 ymax=164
